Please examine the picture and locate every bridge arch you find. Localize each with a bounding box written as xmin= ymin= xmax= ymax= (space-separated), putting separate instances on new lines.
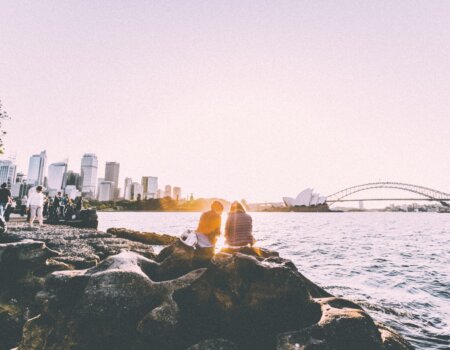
xmin=326 ymin=182 xmax=450 ymax=206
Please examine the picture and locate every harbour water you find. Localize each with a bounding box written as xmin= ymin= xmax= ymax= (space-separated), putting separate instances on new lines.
xmin=98 ymin=212 xmax=450 ymax=349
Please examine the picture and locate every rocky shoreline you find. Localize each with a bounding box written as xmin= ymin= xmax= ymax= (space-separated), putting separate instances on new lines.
xmin=0 ymin=221 xmax=414 ymax=349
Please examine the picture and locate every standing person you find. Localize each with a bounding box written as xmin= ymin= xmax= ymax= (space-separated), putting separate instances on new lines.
xmin=27 ymin=186 xmax=45 ymax=227
xmin=53 ymin=192 xmax=62 ymax=218
xmin=0 ymin=183 xmax=12 ymax=218
xmin=196 ymin=201 xmax=224 ymax=249
xmin=20 ymin=195 xmax=28 ymax=217
xmin=225 ymin=201 xmax=255 ymax=247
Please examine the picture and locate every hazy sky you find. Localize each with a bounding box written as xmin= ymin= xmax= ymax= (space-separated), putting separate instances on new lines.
xmin=1 ymin=1 xmax=449 ymax=203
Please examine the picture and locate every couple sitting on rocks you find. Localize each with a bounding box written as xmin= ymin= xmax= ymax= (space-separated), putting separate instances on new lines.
xmin=193 ymin=200 xmax=255 ymax=252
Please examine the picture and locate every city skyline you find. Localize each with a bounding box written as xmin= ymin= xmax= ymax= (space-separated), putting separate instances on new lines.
xmin=1 ymin=2 xmax=449 ymax=202
xmin=0 ymin=150 xmax=184 ymax=201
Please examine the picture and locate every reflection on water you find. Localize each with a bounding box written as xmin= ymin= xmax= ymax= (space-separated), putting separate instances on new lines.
xmin=98 ymin=211 xmax=450 ymax=350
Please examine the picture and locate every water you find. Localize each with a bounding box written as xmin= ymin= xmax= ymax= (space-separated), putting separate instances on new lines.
xmin=98 ymin=212 xmax=450 ymax=349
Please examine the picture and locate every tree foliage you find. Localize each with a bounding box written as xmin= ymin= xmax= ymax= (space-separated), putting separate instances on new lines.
xmin=0 ymin=99 xmax=10 ymax=154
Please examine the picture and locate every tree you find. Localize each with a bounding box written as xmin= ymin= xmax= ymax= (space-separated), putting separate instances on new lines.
xmin=0 ymin=99 xmax=10 ymax=154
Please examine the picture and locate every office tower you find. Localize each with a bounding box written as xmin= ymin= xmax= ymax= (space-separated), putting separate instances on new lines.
xmin=105 ymin=162 xmax=120 ymax=199
xmin=156 ymin=189 xmax=162 ymax=199
xmin=131 ymin=182 xmax=143 ymax=201
xmin=124 ymin=177 xmax=132 ymax=200
xmin=172 ymin=186 xmax=181 ymax=201
xmin=80 ymin=153 xmax=98 ymax=198
xmin=164 ymin=185 xmax=172 ymax=198
xmin=98 ymin=181 xmax=114 ymax=201
xmin=27 ymin=150 xmax=47 ymax=186
xmin=47 ymin=160 xmax=68 ymax=194
xmin=141 ymin=176 xmax=158 ymax=199
xmin=0 ymin=159 xmax=16 ymax=188
xmin=66 ymin=171 xmax=82 ymax=189
xmin=15 ymin=172 xmax=25 ymax=184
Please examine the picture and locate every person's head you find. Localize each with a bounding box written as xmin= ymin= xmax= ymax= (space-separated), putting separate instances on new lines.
xmin=211 ymin=200 xmax=224 ymax=214
xmin=1 ymin=183 xmax=7 ymax=189
xmin=57 ymin=192 xmax=61 ymax=196
xmin=230 ymin=201 xmax=246 ymax=214
xmin=36 ymin=186 xmax=43 ymax=193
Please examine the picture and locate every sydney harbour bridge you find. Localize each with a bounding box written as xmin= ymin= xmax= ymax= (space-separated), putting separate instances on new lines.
xmin=326 ymin=182 xmax=450 ymax=207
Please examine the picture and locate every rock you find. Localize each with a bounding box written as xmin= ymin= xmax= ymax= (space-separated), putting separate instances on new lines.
xmin=1 ymin=225 xmax=155 ymax=269
xmin=107 ymin=227 xmax=178 ymax=245
xmin=0 ymin=303 xmax=24 ymax=350
xmin=186 ymin=338 xmax=238 ymax=350
xmin=0 ymin=240 xmax=58 ymax=265
xmin=276 ymin=298 xmax=414 ymax=350
xmin=18 ymin=251 xmax=206 ymax=350
xmin=377 ymin=322 xmax=415 ymax=350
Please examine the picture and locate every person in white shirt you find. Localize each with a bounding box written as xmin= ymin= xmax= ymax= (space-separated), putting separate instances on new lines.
xmin=27 ymin=186 xmax=45 ymax=227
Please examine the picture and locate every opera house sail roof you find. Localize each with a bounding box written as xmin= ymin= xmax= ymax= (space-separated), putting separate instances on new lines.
xmin=283 ymin=188 xmax=327 ymax=207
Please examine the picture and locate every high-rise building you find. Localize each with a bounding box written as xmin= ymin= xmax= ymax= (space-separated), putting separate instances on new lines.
xmin=172 ymin=186 xmax=182 ymax=201
xmin=131 ymin=182 xmax=143 ymax=201
xmin=98 ymin=181 xmax=114 ymax=202
xmin=141 ymin=176 xmax=158 ymax=199
xmin=124 ymin=177 xmax=132 ymax=200
xmin=164 ymin=185 xmax=172 ymax=198
xmin=80 ymin=153 xmax=98 ymax=198
xmin=0 ymin=159 xmax=17 ymax=189
xmin=15 ymin=172 xmax=25 ymax=184
xmin=156 ymin=189 xmax=162 ymax=199
xmin=66 ymin=171 xmax=82 ymax=189
xmin=105 ymin=162 xmax=120 ymax=199
xmin=27 ymin=150 xmax=47 ymax=186
xmin=47 ymin=160 xmax=68 ymax=194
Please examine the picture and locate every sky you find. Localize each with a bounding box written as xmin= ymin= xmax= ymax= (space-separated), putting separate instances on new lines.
xmin=0 ymin=1 xmax=449 ymax=203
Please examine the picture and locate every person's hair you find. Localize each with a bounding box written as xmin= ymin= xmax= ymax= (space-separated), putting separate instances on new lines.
xmin=211 ymin=200 xmax=224 ymax=212
xmin=57 ymin=192 xmax=61 ymax=195
xmin=230 ymin=201 xmax=246 ymax=213
xmin=36 ymin=186 xmax=43 ymax=192
xmin=0 ymin=183 xmax=6 ymax=188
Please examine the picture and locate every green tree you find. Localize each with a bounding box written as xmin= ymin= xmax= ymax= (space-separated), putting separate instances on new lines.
xmin=0 ymin=99 xmax=10 ymax=154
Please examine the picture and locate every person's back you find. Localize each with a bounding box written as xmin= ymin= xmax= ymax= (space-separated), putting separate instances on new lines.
xmin=196 ymin=201 xmax=224 ymax=247
xmin=225 ymin=202 xmax=254 ymax=247
xmin=0 ymin=187 xmax=10 ymax=204
xmin=0 ymin=183 xmax=11 ymax=218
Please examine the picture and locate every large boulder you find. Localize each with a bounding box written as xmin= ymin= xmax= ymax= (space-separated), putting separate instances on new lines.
xmin=107 ymin=227 xmax=178 ymax=245
xmin=18 ymin=251 xmax=206 ymax=350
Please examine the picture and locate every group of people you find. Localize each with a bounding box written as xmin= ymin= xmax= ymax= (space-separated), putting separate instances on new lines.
xmin=194 ymin=200 xmax=255 ymax=250
xmin=0 ymin=183 xmax=83 ymax=227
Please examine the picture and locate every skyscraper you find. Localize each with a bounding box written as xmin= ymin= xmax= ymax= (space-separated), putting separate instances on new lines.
xmin=124 ymin=177 xmax=132 ymax=200
xmin=98 ymin=181 xmax=114 ymax=202
xmin=164 ymin=185 xmax=172 ymax=198
xmin=80 ymin=153 xmax=98 ymax=198
xmin=66 ymin=171 xmax=82 ymax=189
xmin=141 ymin=176 xmax=158 ymax=199
xmin=47 ymin=160 xmax=68 ymax=194
xmin=0 ymin=159 xmax=16 ymax=188
xmin=172 ymin=186 xmax=182 ymax=201
xmin=131 ymin=182 xmax=143 ymax=201
xmin=27 ymin=150 xmax=47 ymax=186
xmin=105 ymin=162 xmax=120 ymax=200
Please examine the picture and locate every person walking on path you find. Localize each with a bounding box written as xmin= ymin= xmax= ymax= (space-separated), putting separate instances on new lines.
xmin=0 ymin=183 xmax=12 ymax=218
xmin=27 ymin=186 xmax=45 ymax=227
xmin=225 ymin=201 xmax=255 ymax=247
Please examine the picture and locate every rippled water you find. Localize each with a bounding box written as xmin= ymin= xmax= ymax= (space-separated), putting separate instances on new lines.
xmin=98 ymin=212 xmax=450 ymax=349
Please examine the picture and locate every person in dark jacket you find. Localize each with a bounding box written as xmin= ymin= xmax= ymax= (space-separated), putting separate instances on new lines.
xmin=0 ymin=183 xmax=12 ymax=218
xmin=225 ymin=201 xmax=255 ymax=247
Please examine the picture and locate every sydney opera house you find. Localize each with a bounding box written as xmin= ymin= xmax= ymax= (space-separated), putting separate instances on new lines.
xmin=283 ymin=188 xmax=328 ymax=209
